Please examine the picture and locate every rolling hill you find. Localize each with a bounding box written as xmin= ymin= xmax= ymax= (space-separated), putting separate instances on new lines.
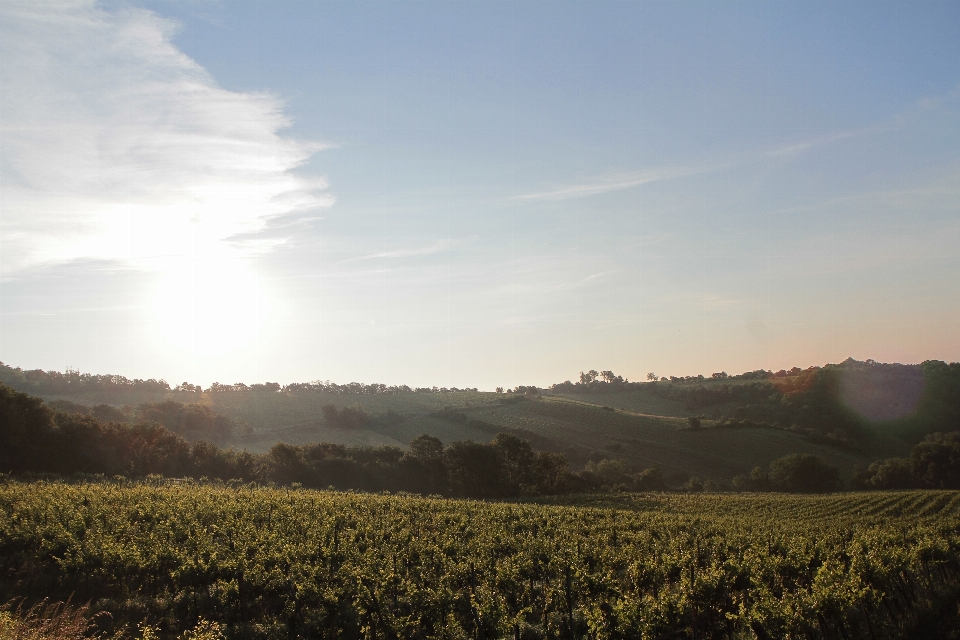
xmin=2 ymin=358 xmax=957 ymax=484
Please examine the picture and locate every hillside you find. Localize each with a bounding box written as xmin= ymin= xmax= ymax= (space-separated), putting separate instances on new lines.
xmin=2 ymin=358 xmax=958 ymax=484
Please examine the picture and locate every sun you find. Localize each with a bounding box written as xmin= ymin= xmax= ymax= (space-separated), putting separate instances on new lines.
xmin=152 ymin=255 xmax=271 ymax=356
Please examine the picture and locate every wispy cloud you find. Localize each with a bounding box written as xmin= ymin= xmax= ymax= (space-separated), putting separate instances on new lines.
xmin=511 ymin=126 xmax=878 ymax=205
xmin=0 ymin=0 xmax=332 ymax=275
xmin=766 ymin=129 xmax=869 ymax=157
xmin=335 ymin=240 xmax=456 ymax=265
xmin=550 ymin=270 xmax=616 ymax=291
xmin=510 ymin=166 xmax=710 ymax=202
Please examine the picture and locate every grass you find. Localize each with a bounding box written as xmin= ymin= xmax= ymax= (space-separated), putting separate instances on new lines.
xmin=0 ymin=599 xmax=102 ymax=640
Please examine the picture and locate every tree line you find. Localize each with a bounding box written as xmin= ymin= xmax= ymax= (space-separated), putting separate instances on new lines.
xmin=7 ymin=377 xmax=960 ymax=495
xmin=2 ymin=382 xmax=867 ymax=496
xmin=46 ymin=397 xmax=243 ymax=445
xmin=0 ymin=383 xmax=573 ymax=498
xmin=853 ymin=432 xmax=960 ymax=490
xmin=551 ymin=359 xmax=960 ymax=449
xmin=0 ymin=361 xmax=478 ymax=398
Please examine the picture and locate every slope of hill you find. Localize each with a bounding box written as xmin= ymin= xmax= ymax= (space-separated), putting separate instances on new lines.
xmin=188 ymin=389 xmax=884 ymax=481
xmin=3 ymin=358 xmax=958 ymax=483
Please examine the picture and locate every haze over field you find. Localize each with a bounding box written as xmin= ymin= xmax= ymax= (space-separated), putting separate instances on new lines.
xmin=2 ymin=0 xmax=959 ymax=390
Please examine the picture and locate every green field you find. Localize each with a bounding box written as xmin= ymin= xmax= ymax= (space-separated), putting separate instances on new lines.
xmin=2 ymin=480 xmax=958 ymax=639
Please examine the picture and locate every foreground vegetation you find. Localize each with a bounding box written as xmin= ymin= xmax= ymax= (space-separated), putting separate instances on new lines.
xmin=2 ymin=480 xmax=959 ymax=639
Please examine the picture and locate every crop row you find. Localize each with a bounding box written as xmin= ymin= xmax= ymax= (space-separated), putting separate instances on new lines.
xmin=1 ymin=482 xmax=959 ymax=639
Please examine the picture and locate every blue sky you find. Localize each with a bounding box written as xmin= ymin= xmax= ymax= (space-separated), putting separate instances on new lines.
xmin=1 ymin=0 xmax=958 ymax=388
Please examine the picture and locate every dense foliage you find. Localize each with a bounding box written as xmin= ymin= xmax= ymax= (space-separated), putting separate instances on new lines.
xmin=0 ymin=384 xmax=576 ymax=498
xmin=0 ymin=361 xmax=476 ymax=398
xmin=43 ymin=398 xmax=245 ymax=445
xmin=551 ymin=359 xmax=960 ymax=448
xmin=733 ymin=454 xmax=843 ymax=494
xmin=136 ymin=401 xmax=241 ymax=445
xmin=854 ymin=432 xmax=960 ymax=490
xmin=1 ymin=482 xmax=959 ymax=639
xmin=0 ymin=363 xmax=171 ymax=396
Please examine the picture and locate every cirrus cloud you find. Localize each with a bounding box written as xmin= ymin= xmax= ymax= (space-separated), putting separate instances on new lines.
xmin=0 ymin=0 xmax=332 ymax=276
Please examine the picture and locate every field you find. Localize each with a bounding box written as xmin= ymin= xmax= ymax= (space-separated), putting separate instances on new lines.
xmin=2 ymin=480 xmax=959 ymax=639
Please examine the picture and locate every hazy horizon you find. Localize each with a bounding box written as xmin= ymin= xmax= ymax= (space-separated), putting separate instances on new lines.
xmin=2 ymin=1 xmax=959 ymax=390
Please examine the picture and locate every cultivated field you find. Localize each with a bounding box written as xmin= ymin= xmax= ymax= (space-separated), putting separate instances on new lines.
xmin=2 ymin=480 xmax=958 ymax=639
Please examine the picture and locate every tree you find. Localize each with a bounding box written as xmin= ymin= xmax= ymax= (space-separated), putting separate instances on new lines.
xmin=0 ymin=383 xmax=55 ymax=473
xmin=322 ymin=404 xmax=369 ymax=429
xmin=492 ymin=433 xmax=535 ymax=492
xmin=853 ymin=431 xmax=960 ymax=490
xmin=732 ymin=466 xmax=771 ymax=492
xmin=321 ymin=404 xmax=339 ymax=424
xmin=646 ymin=372 xmax=658 ymax=381
xmin=530 ymin=451 xmax=569 ymax=494
xmin=444 ymin=440 xmax=506 ymax=498
xmin=910 ymin=432 xmax=960 ymax=489
xmin=583 ymin=458 xmax=630 ymax=487
xmin=634 ymin=467 xmax=665 ymax=491
xmin=404 ymin=434 xmax=447 ymax=494
xmin=768 ymin=454 xmax=841 ymax=493
xmin=852 ymin=458 xmax=916 ymax=490
xmin=136 ymin=400 xmax=234 ymax=444
xmin=409 ymin=434 xmax=444 ymax=460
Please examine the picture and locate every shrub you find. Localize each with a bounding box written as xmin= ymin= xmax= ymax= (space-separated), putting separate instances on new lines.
xmin=768 ymin=454 xmax=841 ymax=493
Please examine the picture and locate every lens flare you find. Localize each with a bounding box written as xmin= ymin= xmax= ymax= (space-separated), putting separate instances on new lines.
xmin=839 ymin=363 xmax=925 ymax=422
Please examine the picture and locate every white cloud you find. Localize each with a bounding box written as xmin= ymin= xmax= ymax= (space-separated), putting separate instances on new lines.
xmin=0 ymin=0 xmax=332 ymax=276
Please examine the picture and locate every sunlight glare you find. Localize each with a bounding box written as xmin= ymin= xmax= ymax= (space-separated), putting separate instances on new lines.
xmin=152 ymin=255 xmax=271 ymax=356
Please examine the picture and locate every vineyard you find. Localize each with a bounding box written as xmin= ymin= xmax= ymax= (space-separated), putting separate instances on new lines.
xmin=2 ymin=481 xmax=959 ymax=639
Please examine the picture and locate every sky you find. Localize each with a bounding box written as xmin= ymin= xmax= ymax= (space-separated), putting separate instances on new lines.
xmin=1 ymin=0 xmax=958 ymax=389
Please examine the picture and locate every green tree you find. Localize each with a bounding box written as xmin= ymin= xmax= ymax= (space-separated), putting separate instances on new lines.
xmin=492 ymin=433 xmax=535 ymax=492
xmin=444 ymin=440 xmax=505 ymax=498
xmin=910 ymin=431 xmax=960 ymax=488
xmin=853 ymin=458 xmax=916 ymax=489
xmin=768 ymin=454 xmax=841 ymax=493
xmin=530 ymin=451 xmax=569 ymax=494
xmin=409 ymin=434 xmax=444 ymax=460
xmin=634 ymin=467 xmax=666 ymax=491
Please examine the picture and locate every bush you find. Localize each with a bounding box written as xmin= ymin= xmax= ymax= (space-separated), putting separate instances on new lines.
xmin=768 ymin=454 xmax=841 ymax=493
xmin=633 ymin=467 xmax=666 ymax=491
xmin=852 ymin=431 xmax=960 ymax=490
xmin=911 ymin=431 xmax=960 ymax=488
xmin=733 ymin=456 xmax=840 ymax=493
